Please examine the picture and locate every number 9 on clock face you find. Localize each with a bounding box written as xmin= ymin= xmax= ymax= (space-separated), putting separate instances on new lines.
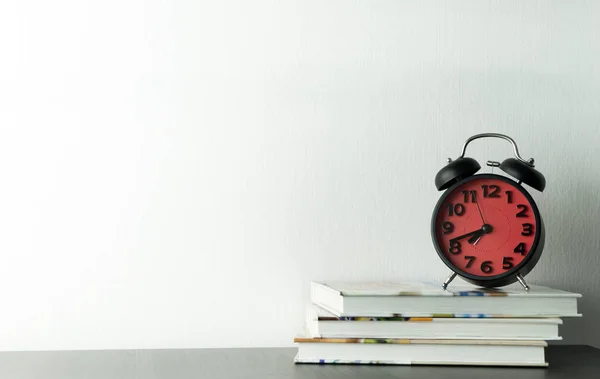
xmin=431 ymin=174 xmax=543 ymax=283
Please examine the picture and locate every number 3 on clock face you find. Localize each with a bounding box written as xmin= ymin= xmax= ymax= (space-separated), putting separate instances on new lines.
xmin=431 ymin=174 xmax=543 ymax=282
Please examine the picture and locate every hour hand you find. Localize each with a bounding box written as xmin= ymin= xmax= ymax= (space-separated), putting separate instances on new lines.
xmin=463 ymin=224 xmax=493 ymax=244
xmin=467 ymin=231 xmax=484 ymax=244
xmin=450 ymin=229 xmax=483 ymax=243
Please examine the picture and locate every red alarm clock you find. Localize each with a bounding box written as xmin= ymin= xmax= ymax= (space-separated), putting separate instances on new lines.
xmin=431 ymin=134 xmax=546 ymax=290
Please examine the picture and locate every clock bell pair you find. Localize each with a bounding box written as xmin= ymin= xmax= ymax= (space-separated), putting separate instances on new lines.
xmin=431 ymin=133 xmax=546 ymax=291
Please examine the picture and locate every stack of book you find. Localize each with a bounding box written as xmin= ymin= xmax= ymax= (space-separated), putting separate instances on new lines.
xmin=294 ymin=281 xmax=581 ymax=367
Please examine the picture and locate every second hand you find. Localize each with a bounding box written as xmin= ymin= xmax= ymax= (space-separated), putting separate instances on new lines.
xmin=474 ymin=192 xmax=486 ymax=224
xmin=473 ymin=191 xmax=486 ymax=245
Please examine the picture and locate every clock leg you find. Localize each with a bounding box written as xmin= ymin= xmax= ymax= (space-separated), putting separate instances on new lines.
xmin=516 ymin=274 xmax=530 ymax=292
xmin=442 ymin=272 xmax=457 ymax=290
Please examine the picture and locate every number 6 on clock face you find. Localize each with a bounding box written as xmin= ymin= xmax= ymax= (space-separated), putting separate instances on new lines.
xmin=431 ymin=174 xmax=544 ymax=287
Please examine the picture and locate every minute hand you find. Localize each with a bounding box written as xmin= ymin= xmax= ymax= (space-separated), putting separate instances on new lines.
xmin=450 ymin=229 xmax=483 ymax=242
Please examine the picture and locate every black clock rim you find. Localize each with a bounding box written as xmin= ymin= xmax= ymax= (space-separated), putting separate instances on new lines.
xmin=430 ymin=173 xmax=542 ymax=283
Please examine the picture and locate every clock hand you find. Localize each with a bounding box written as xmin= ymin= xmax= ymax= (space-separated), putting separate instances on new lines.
xmin=467 ymin=224 xmax=494 ymax=244
xmin=468 ymin=232 xmax=483 ymax=244
xmin=474 ymin=192 xmax=486 ymax=224
xmin=450 ymin=229 xmax=483 ymax=243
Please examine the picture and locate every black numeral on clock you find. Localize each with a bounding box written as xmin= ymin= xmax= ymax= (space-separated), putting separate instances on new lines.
xmin=502 ymin=257 xmax=514 ymax=269
xmin=442 ymin=221 xmax=454 ymax=234
xmin=516 ymin=204 xmax=529 ymax=218
xmin=464 ymin=256 xmax=475 ymax=268
xmin=522 ymin=223 xmax=534 ymax=236
xmin=449 ymin=241 xmax=462 ymax=255
xmin=481 ymin=185 xmax=501 ymax=198
xmin=480 ymin=261 xmax=493 ymax=273
xmin=514 ymin=242 xmax=526 ymax=255
xmin=506 ymin=190 xmax=513 ymax=204
xmin=447 ymin=203 xmax=465 ymax=217
xmin=461 ymin=190 xmax=477 ymax=203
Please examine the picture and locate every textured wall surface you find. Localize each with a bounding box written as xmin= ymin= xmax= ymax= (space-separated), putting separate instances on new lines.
xmin=0 ymin=0 xmax=598 ymax=350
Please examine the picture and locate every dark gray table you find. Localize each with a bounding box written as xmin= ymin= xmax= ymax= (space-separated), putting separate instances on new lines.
xmin=0 ymin=345 xmax=596 ymax=378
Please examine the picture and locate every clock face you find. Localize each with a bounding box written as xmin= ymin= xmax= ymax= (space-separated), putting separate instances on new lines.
xmin=432 ymin=174 xmax=541 ymax=280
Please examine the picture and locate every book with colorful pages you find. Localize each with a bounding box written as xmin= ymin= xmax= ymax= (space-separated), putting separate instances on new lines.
xmin=311 ymin=281 xmax=581 ymax=317
xmin=294 ymin=328 xmax=548 ymax=367
xmin=307 ymin=304 xmax=562 ymax=340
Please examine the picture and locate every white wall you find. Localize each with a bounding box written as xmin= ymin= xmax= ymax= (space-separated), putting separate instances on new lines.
xmin=0 ymin=0 xmax=598 ymax=350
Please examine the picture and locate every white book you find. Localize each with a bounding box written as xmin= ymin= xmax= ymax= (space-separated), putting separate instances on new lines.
xmin=307 ymin=305 xmax=562 ymax=340
xmin=311 ymin=281 xmax=581 ymax=317
xmin=294 ymin=329 xmax=548 ymax=367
